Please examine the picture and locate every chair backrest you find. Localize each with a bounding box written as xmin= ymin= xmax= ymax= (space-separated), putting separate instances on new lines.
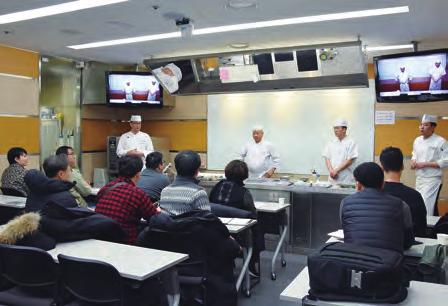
xmin=57 ymin=254 xmax=123 ymax=305
xmin=210 ymin=202 xmax=252 ymax=218
xmin=0 ymin=187 xmax=26 ymax=197
xmin=0 ymin=244 xmax=58 ymax=287
xmin=139 ymin=228 xmax=205 ymax=261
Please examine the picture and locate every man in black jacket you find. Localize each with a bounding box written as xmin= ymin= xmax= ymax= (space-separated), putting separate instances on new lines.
xmin=340 ymin=162 xmax=414 ymax=252
xmin=25 ymin=155 xmax=78 ymax=212
xmin=380 ymin=147 xmax=427 ymax=237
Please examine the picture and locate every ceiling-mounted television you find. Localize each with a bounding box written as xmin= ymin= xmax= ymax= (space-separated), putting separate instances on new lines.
xmin=374 ymin=49 xmax=448 ymax=102
xmin=105 ymin=71 xmax=163 ymax=107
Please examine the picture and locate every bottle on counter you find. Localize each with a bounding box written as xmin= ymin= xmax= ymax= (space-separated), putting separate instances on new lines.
xmin=310 ymin=169 xmax=317 ymax=184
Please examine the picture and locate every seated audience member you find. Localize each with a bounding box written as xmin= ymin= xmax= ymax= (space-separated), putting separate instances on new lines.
xmin=136 ymin=151 xmax=170 ymax=202
xmin=95 ymin=156 xmax=160 ymax=244
xmin=25 ymin=155 xmax=78 ymax=212
xmin=1 ymin=147 xmax=30 ymax=196
xmin=380 ymin=147 xmax=428 ymax=237
xmin=209 ymin=160 xmax=256 ymax=216
xmin=159 ymin=150 xmax=210 ymax=216
xmin=56 ymin=146 xmax=93 ymax=207
xmin=209 ymin=159 xmax=264 ymax=277
xmin=340 ymin=162 xmax=414 ymax=252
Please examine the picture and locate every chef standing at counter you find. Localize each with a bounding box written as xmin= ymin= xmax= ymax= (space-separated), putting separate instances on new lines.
xmin=116 ymin=115 xmax=154 ymax=159
xmin=241 ymin=125 xmax=280 ymax=178
xmin=322 ymin=119 xmax=358 ymax=184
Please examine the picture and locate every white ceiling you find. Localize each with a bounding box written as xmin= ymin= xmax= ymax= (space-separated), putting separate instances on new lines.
xmin=0 ymin=0 xmax=447 ymax=64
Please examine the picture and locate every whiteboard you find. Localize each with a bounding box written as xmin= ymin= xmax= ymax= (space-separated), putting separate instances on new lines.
xmin=207 ymin=80 xmax=375 ymax=175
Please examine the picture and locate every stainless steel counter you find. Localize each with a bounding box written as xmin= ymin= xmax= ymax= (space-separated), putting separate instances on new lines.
xmin=200 ymin=179 xmax=356 ymax=251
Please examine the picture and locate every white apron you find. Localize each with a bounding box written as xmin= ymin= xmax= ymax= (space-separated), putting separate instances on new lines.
xmin=415 ymin=176 xmax=441 ymax=216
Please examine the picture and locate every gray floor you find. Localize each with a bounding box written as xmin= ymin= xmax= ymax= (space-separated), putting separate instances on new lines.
xmin=237 ymin=251 xmax=307 ymax=306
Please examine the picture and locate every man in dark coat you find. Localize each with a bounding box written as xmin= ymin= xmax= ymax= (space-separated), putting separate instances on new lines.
xmin=25 ymin=155 xmax=78 ymax=212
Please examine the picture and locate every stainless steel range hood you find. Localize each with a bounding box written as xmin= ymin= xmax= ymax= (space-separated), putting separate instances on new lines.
xmin=143 ymin=41 xmax=368 ymax=95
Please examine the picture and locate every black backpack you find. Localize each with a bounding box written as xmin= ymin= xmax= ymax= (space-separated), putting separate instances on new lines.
xmin=308 ymin=242 xmax=409 ymax=304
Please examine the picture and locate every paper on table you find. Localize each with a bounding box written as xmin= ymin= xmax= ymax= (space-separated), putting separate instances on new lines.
xmin=219 ymin=217 xmax=232 ymax=224
xmin=328 ymin=229 xmax=344 ymax=239
xmin=228 ymin=218 xmax=252 ymax=226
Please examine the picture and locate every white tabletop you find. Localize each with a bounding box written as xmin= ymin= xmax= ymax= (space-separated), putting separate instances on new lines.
xmin=48 ymin=239 xmax=188 ymax=281
xmin=427 ymin=216 xmax=440 ymax=228
xmin=219 ymin=218 xmax=257 ymax=234
xmin=254 ymin=201 xmax=290 ymax=212
xmin=0 ymin=194 xmax=26 ymax=209
xmin=280 ymin=267 xmax=448 ymax=306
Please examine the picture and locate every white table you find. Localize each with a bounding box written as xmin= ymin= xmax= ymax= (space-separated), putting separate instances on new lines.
xmin=220 ymin=218 xmax=257 ymax=297
xmin=280 ymin=267 xmax=448 ymax=306
xmin=48 ymin=239 xmax=188 ymax=306
xmin=255 ymin=201 xmax=290 ymax=280
xmin=280 ymin=266 xmax=448 ymax=305
xmin=427 ymin=216 xmax=440 ymax=228
xmin=0 ymin=194 xmax=26 ymax=209
xmin=326 ymin=230 xmax=439 ymax=258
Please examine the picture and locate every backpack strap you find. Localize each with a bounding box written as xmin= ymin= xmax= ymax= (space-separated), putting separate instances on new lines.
xmin=98 ymin=182 xmax=127 ymax=199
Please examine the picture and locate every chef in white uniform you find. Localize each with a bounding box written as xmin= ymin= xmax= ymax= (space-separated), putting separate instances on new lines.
xmin=124 ymin=82 xmax=134 ymax=101
xmin=241 ymin=125 xmax=280 ymax=178
xmin=411 ymin=114 xmax=448 ymax=216
xmin=396 ymin=66 xmax=412 ymax=92
xmin=322 ymin=119 xmax=358 ymax=184
xmin=428 ymin=60 xmax=446 ymax=91
xmin=152 ymin=63 xmax=182 ymax=94
xmin=116 ymin=115 xmax=154 ymax=159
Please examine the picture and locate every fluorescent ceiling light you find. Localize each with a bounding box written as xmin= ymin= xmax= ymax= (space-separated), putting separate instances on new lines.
xmin=68 ymin=32 xmax=181 ymax=49
xmin=194 ymin=6 xmax=409 ymax=35
xmin=0 ymin=0 xmax=128 ymax=24
xmin=68 ymin=6 xmax=409 ymax=50
xmin=365 ymin=44 xmax=414 ymax=52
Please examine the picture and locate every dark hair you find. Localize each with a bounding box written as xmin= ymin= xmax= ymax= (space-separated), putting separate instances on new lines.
xmin=145 ymin=151 xmax=163 ymax=169
xmin=225 ymin=160 xmax=248 ymax=182
xmin=431 ymin=122 xmax=437 ymax=127
xmin=43 ymin=155 xmax=69 ymax=178
xmin=174 ymin=150 xmax=201 ymax=177
xmin=380 ymin=147 xmax=404 ymax=172
xmin=353 ymin=162 xmax=384 ymax=189
xmin=56 ymin=146 xmax=73 ymax=156
xmin=118 ymin=156 xmax=143 ymax=178
xmin=7 ymin=147 xmax=27 ymax=165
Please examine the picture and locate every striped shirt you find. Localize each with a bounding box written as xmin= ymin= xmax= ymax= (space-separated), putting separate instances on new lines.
xmin=159 ymin=175 xmax=210 ymax=216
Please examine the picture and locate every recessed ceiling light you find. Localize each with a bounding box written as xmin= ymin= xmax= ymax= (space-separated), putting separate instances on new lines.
xmin=226 ymin=0 xmax=257 ymax=9
xmin=0 ymin=0 xmax=128 ymax=25
xmin=229 ymin=43 xmax=250 ymax=49
xmin=68 ymin=6 xmax=409 ymax=49
xmin=365 ymin=44 xmax=414 ymax=52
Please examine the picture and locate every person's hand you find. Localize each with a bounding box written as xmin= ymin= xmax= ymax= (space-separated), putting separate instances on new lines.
xmin=414 ymin=162 xmax=426 ymax=169
xmin=263 ymin=169 xmax=275 ymax=178
xmin=410 ymin=160 xmax=417 ymax=170
xmin=155 ymin=207 xmax=161 ymax=213
xmin=329 ymin=169 xmax=337 ymax=178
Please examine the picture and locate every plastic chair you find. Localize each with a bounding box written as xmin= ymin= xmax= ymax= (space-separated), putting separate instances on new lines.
xmin=0 ymin=187 xmax=26 ymax=197
xmin=0 ymin=244 xmax=59 ymax=306
xmin=57 ymin=254 xmax=124 ymax=306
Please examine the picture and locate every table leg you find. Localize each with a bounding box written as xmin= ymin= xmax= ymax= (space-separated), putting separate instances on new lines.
xmin=161 ymin=268 xmax=181 ymax=306
xmin=271 ymin=223 xmax=288 ymax=280
xmin=236 ymin=245 xmax=253 ymax=297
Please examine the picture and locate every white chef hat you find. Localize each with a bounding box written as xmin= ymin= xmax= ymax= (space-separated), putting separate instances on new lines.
xmin=252 ymin=125 xmax=264 ymax=132
xmin=421 ymin=114 xmax=437 ymax=124
xmin=165 ymin=63 xmax=182 ymax=81
xmin=333 ymin=118 xmax=348 ymax=128
xmin=130 ymin=115 xmax=142 ymax=122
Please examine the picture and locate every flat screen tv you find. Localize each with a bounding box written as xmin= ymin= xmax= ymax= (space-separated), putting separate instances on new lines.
xmin=374 ymin=49 xmax=448 ymax=102
xmin=106 ymin=71 xmax=163 ymax=107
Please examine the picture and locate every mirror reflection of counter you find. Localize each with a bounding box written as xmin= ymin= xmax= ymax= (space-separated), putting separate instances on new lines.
xmin=199 ymin=179 xmax=355 ymax=252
